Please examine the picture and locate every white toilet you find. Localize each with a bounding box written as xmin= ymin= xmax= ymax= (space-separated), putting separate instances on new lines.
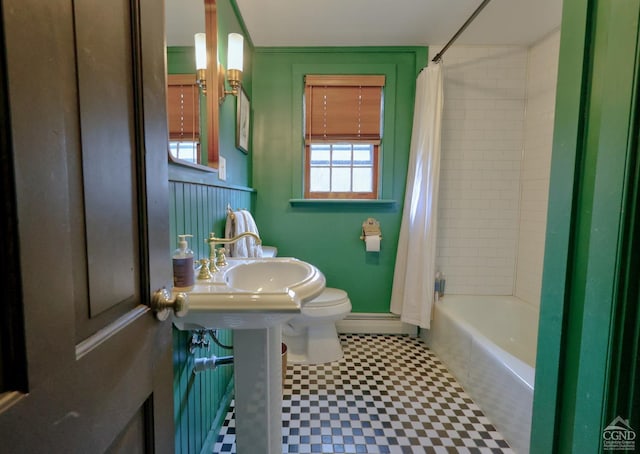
xmin=283 ymin=287 xmax=352 ymax=364
xmin=261 ymin=246 xmax=351 ymax=364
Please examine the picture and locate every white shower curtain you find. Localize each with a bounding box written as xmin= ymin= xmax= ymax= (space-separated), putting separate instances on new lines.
xmin=390 ymin=63 xmax=443 ymax=329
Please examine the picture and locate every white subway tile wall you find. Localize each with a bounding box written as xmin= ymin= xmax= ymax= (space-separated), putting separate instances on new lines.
xmin=515 ymin=30 xmax=561 ymax=306
xmin=435 ymin=45 xmax=528 ymax=296
xmin=433 ymin=33 xmax=560 ymax=300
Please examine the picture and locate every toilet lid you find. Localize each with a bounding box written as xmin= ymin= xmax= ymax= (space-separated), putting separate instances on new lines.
xmin=305 ymin=287 xmax=349 ymax=307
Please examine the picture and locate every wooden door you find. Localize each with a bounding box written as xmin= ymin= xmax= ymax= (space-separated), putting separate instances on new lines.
xmin=0 ymin=0 xmax=175 ymax=452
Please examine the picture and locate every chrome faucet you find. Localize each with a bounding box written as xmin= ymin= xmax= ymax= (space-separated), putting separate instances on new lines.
xmin=205 ymin=232 xmax=262 ymax=272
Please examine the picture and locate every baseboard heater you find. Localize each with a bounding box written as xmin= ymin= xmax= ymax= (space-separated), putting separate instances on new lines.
xmin=336 ymin=312 xmax=418 ymax=335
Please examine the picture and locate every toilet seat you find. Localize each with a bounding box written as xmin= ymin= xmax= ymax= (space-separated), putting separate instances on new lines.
xmin=305 ymin=288 xmax=348 ymax=308
xmin=300 ymin=288 xmax=351 ymax=320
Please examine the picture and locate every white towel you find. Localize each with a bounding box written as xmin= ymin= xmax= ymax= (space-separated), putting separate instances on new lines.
xmin=225 ymin=210 xmax=248 ymax=257
xmin=223 ymin=209 xmax=262 ymax=257
xmin=224 ymin=210 xmax=235 ymax=256
xmin=240 ymin=210 xmax=263 ymax=258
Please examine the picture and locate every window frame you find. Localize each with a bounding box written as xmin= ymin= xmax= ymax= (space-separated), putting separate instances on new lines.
xmin=289 ymin=61 xmax=405 ymax=203
xmin=303 ymin=74 xmax=384 ymax=200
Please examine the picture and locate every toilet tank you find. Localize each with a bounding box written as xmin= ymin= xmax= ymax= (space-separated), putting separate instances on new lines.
xmin=262 ymin=246 xmax=278 ymax=257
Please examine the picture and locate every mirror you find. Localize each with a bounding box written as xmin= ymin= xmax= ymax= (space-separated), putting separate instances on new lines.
xmin=165 ymin=0 xmax=219 ymax=170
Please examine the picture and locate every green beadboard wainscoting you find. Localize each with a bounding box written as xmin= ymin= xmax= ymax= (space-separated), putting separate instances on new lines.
xmin=168 ymin=1 xmax=255 ymax=452
xmin=170 ymin=178 xmax=254 ymax=454
xmin=251 ymin=47 xmax=427 ymax=314
xmin=173 ymin=325 xmax=233 ymax=454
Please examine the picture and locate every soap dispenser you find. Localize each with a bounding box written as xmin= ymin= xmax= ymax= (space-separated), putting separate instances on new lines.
xmin=173 ymin=234 xmax=195 ymax=290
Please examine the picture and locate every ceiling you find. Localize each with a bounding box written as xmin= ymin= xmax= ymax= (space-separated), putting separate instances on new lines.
xmin=166 ymin=0 xmax=562 ymax=48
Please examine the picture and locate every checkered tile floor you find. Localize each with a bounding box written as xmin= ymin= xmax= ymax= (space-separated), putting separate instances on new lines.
xmin=213 ymin=334 xmax=513 ymax=453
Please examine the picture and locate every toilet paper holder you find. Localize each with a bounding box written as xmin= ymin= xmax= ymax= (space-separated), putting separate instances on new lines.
xmin=360 ymin=217 xmax=382 ymax=241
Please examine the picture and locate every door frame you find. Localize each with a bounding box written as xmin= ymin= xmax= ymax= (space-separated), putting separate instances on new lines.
xmin=531 ymin=0 xmax=640 ymax=452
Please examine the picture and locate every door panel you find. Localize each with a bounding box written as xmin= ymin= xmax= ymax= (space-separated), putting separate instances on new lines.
xmin=0 ymin=0 xmax=174 ymax=452
xmin=74 ymin=0 xmax=140 ymax=331
xmin=106 ymin=403 xmax=148 ymax=454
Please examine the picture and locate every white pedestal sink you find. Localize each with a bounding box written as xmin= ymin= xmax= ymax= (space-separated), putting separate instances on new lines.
xmin=172 ymin=258 xmax=326 ymax=454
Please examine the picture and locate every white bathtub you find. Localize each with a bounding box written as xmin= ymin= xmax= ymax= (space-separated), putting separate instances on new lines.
xmin=423 ymin=295 xmax=539 ymax=454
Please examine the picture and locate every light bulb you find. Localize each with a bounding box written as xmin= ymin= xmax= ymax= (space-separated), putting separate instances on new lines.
xmin=227 ymin=33 xmax=244 ymax=72
xmin=194 ymin=33 xmax=207 ymax=70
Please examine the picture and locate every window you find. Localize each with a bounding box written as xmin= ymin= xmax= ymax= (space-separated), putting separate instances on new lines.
xmin=167 ymin=74 xmax=200 ymax=164
xmin=168 ymin=141 xmax=199 ymax=163
xmin=304 ymin=75 xmax=384 ymax=199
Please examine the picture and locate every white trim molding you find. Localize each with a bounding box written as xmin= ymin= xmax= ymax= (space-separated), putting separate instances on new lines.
xmin=336 ymin=313 xmax=417 ymax=335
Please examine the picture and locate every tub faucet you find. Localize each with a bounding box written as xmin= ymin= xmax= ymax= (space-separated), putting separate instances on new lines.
xmin=205 ymin=232 xmax=262 ymax=271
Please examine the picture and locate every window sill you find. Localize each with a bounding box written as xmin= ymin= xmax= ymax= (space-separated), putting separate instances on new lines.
xmin=289 ymin=198 xmax=397 ymax=209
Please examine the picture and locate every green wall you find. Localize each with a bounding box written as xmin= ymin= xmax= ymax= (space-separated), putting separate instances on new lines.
xmin=251 ymin=47 xmax=427 ymax=313
xmin=167 ymin=1 xmax=256 ymax=452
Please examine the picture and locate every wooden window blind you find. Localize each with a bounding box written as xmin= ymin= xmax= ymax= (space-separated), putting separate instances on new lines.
xmin=304 ymin=75 xmax=385 ymax=143
xmin=303 ymin=75 xmax=385 ymax=199
xmin=166 ymin=74 xmax=200 ymax=142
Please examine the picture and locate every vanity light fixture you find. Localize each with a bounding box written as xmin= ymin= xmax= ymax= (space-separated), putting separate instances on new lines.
xmin=219 ymin=33 xmax=244 ymax=104
xmin=194 ymin=32 xmax=207 ymax=93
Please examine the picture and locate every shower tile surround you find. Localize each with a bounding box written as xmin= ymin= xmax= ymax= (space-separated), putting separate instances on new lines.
xmin=433 ymin=32 xmax=560 ymax=303
xmin=435 ymin=45 xmax=527 ymax=296
xmin=214 ymin=334 xmax=513 ymax=453
xmin=515 ymin=31 xmax=561 ymax=306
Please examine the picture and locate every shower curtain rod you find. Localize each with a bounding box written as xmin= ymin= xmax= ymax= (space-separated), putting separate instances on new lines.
xmin=431 ymin=0 xmax=493 ymax=63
